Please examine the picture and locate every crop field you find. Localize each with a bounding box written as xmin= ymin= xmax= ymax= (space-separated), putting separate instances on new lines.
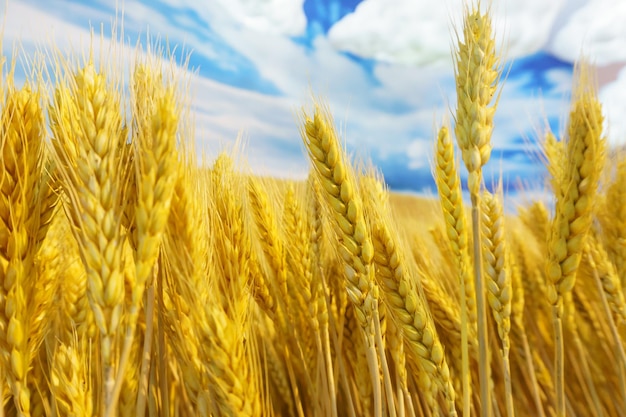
xmin=0 ymin=2 xmax=623 ymax=417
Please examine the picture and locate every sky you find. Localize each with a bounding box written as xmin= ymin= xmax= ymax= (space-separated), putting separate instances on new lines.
xmin=1 ymin=0 xmax=625 ymax=198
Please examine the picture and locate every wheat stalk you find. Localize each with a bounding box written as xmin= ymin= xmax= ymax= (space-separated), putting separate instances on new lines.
xmin=453 ymin=4 xmax=501 ymax=415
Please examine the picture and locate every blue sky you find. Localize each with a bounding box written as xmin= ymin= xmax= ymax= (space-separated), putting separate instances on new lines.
xmin=2 ymin=0 xmax=626 ymax=200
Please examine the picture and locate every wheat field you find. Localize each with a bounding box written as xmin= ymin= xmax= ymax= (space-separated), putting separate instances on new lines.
xmin=0 ymin=3 xmax=623 ymax=417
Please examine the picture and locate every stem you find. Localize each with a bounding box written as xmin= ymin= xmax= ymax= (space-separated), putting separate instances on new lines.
xmin=337 ymin=352 xmax=357 ymax=417
xmin=322 ymin=325 xmax=338 ymax=417
xmin=364 ymin=326 xmax=383 ymax=417
xmin=102 ymin=336 xmax=114 ymax=417
xmin=619 ymin=362 xmax=626 ymax=414
xmin=518 ymin=324 xmax=546 ymax=417
xmin=471 ymin=191 xmax=491 ymax=417
xmin=283 ymin=345 xmax=306 ymax=417
xmin=107 ymin=306 xmax=140 ymax=417
xmin=460 ymin=261 xmax=471 ymax=417
xmin=323 ymin=274 xmax=357 ymax=417
xmin=136 ymin=284 xmax=155 ymax=417
xmin=157 ymin=265 xmax=170 ymax=417
xmin=404 ymin=388 xmax=417 ymax=417
xmin=0 ymin=379 xmax=4 ymax=417
xmin=502 ymin=348 xmax=514 ymax=417
xmin=552 ymin=306 xmax=565 ymax=417
xmin=573 ymin=333 xmax=604 ymax=416
xmin=593 ymin=265 xmax=626 ymax=409
xmin=396 ymin=371 xmax=405 ymax=417
xmin=373 ymin=303 xmax=397 ymax=417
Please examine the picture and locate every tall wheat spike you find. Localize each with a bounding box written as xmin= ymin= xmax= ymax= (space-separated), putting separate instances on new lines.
xmin=0 ymin=77 xmax=56 ymax=417
xmin=161 ymin=162 xmax=210 ymax=412
xmin=300 ymin=101 xmax=384 ymax=417
xmin=122 ymin=63 xmax=180 ymax=417
xmin=545 ymin=63 xmax=605 ymax=417
xmin=453 ymin=4 xmax=501 ymax=416
xmin=48 ymin=60 xmax=128 ymax=416
xmin=434 ymin=125 xmax=474 ymax=416
xmin=361 ymin=172 xmax=457 ymax=416
xmin=480 ymin=189 xmax=513 ymax=417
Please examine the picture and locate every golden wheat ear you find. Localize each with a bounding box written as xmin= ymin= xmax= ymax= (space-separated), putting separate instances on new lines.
xmin=545 ymin=62 xmax=606 ymax=417
xmin=0 ymin=78 xmax=55 ymax=417
xmin=480 ymin=188 xmax=515 ymax=417
xmin=49 ymin=61 xmax=129 ymax=416
xmin=453 ymin=4 xmax=502 ymax=415
xmin=299 ymin=100 xmax=387 ymax=417
xmin=434 ymin=124 xmax=474 ymax=416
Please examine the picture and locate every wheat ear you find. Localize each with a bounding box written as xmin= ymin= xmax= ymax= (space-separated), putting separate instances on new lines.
xmin=112 ymin=71 xmax=179 ymax=417
xmin=283 ymin=182 xmax=330 ymax=413
xmin=248 ymin=176 xmax=288 ymax=300
xmin=211 ymin=154 xmax=275 ymax=316
xmin=48 ymin=61 xmax=128 ymax=416
xmin=161 ymin=164 xmax=210 ymax=411
xmin=481 ymin=190 xmax=514 ymax=417
xmin=434 ymin=125 xmax=473 ymax=416
xmin=300 ymin=101 xmax=383 ymax=417
xmin=0 ymin=81 xmax=52 ymax=417
xmin=454 ymin=5 xmax=500 ymax=416
xmin=545 ymin=64 xmax=605 ymax=417
xmin=307 ymin=175 xmax=338 ymax=417
xmin=49 ymin=336 xmax=93 ymax=417
xmin=361 ymin=175 xmax=458 ymax=416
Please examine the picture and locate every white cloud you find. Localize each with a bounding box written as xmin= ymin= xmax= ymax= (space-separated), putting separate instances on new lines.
xmin=549 ymin=0 xmax=626 ymax=65
xmin=146 ymin=0 xmax=306 ymax=37
xmin=216 ymin=0 xmax=306 ymax=36
xmin=407 ymin=138 xmax=434 ymax=170
xmin=2 ymin=2 xmax=96 ymax=53
xmin=489 ymin=0 xmax=566 ymax=60
xmin=327 ymin=0 xmax=565 ymax=66
xmin=327 ymin=0 xmax=460 ymax=67
xmin=600 ymin=66 xmax=626 ymax=146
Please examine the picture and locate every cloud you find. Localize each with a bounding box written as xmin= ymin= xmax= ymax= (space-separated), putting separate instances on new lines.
xmin=215 ymin=0 xmax=307 ymax=36
xmin=327 ymin=0 xmax=460 ymax=67
xmin=600 ymin=66 xmax=626 ymax=145
xmin=549 ymin=0 xmax=626 ymax=66
xmin=327 ymin=0 xmax=565 ymax=66
xmin=2 ymin=1 xmax=101 ymax=54
xmin=140 ymin=0 xmax=306 ymax=37
xmin=406 ymin=138 xmax=434 ymax=170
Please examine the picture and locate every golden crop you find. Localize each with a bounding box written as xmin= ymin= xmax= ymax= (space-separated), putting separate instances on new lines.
xmin=0 ymin=3 xmax=623 ymax=417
